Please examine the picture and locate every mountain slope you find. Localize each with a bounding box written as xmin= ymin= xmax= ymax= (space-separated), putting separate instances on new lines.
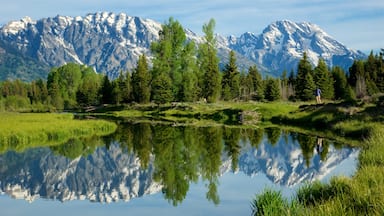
xmin=228 ymin=20 xmax=366 ymax=76
xmin=0 ymin=13 xmax=366 ymax=80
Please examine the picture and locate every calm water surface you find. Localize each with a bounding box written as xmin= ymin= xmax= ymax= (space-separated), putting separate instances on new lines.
xmin=0 ymin=122 xmax=359 ymax=216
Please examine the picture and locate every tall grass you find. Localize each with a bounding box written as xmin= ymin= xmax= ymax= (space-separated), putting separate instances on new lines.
xmin=0 ymin=112 xmax=117 ymax=153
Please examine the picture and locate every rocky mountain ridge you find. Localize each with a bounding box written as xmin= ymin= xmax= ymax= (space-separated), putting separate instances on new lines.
xmin=0 ymin=12 xmax=366 ymax=80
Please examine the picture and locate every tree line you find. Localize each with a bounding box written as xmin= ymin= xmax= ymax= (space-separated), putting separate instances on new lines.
xmin=0 ymin=17 xmax=383 ymax=111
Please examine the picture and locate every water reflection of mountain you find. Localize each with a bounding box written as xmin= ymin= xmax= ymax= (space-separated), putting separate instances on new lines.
xmin=0 ymin=145 xmax=160 ymax=203
xmin=238 ymin=136 xmax=359 ymax=186
xmin=0 ymin=125 xmax=359 ymax=204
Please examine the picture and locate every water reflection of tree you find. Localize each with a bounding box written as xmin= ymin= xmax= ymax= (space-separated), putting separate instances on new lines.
xmin=132 ymin=123 xmax=152 ymax=169
xmin=223 ymin=127 xmax=241 ymax=172
xmin=265 ymin=127 xmax=281 ymax=145
xmin=51 ymin=122 xmax=336 ymax=205
xmin=199 ymin=126 xmax=222 ymax=205
xmin=295 ymin=134 xmax=330 ymax=167
xmin=50 ymin=136 xmax=103 ymax=159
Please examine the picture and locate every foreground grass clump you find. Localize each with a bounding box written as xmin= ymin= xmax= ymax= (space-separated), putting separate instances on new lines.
xmin=252 ymin=102 xmax=384 ymax=216
xmin=251 ymin=189 xmax=301 ymax=216
xmin=0 ymin=112 xmax=117 ymax=153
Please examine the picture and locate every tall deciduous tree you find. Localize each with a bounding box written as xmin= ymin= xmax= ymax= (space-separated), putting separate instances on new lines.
xmin=198 ymin=19 xmax=221 ymax=103
xmin=151 ymin=17 xmax=188 ymax=103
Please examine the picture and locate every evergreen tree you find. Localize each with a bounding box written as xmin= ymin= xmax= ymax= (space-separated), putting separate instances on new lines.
xmin=132 ymin=54 xmax=151 ymax=103
xmin=348 ymin=60 xmax=366 ymax=98
xmin=331 ymin=66 xmax=349 ymax=100
xmin=197 ymin=19 xmax=221 ymax=103
xmin=221 ymin=50 xmax=240 ymax=100
xmin=151 ymin=72 xmax=173 ymax=104
xmin=247 ymin=65 xmax=264 ymax=100
xmin=116 ymin=70 xmax=132 ymax=103
xmin=264 ymin=77 xmax=281 ymax=101
xmin=280 ymin=70 xmax=289 ymax=100
xmin=313 ymin=59 xmax=334 ymax=99
xmin=239 ymin=71 xmax=252 ymax=101
xmin=100 ymin=75 xmax=113 ymax=104
xmin=295 ymin=52 xmax=315 ymax=101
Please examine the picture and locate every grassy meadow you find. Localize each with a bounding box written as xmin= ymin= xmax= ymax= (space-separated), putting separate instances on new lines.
xmin=0 ymin=112 xmax=117 ymax=153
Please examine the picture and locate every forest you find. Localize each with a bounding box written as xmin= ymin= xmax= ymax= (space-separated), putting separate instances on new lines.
xmin=0 ymin=18 xmax=383 ymax=112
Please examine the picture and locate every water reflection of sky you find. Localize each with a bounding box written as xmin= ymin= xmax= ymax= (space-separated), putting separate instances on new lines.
xmin=0 ymin=127 xmax=360 ymax=216
xmin=0 ymin=154 xmax=359 ymax=216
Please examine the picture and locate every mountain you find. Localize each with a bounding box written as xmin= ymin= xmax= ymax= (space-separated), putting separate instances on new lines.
xmin=0 ymin=13 xmax=366 ymax=80
xmin=227 ymin=20 xmax=367 ymax=76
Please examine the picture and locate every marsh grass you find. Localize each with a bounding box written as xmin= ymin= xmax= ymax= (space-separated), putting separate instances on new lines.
xmin=0 ymin=112 xmax=117 ymax=153
xmin=251 ymin=101 xmax=384 ymax=215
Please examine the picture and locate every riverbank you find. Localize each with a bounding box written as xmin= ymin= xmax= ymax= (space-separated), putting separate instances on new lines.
xmin=251 ymin=100 xmax=384 ymax=215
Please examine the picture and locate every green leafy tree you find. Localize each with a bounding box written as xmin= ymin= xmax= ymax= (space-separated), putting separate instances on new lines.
xmin=197 ymin=19 xmax=221 ymax=103
xmin=132 ymin=54 xmax=151 ymax=103
xmin=151 ymin=17 xmax=188 ymax=103
xmin=179 ymin=41 xmax=199 ymax=102
xmin=76 ymin=68 xmax=102 ymax=107
xmin=221 ymin=50 xmax=240 ymax=100
xmin=47 ymin=69 xmax=64 ymax=110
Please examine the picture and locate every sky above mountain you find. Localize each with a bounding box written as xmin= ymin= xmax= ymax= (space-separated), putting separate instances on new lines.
xmin=0 ymin=0 xmax=382 ymax=53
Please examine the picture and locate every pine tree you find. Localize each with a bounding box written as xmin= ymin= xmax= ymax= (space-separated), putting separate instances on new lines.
xmin=313 ymin=59 xmax=334 ymax=99
xmin=221 ymin=50 xmax=240 ymax=100
xmin=100 ymin=75 xmax=113 ymax=104
xmin=132 ymin=54 xmax=151 ymax=103
xmin=348 ymin=60 xmax=366 ymax=98
xmin=247 ymin=65 xmax=264 ymax=100
xmin=331 ymin=66 xmax=349 ymax=100
xmin=151 ymin=72 xmax=173 ymax=104
xmin=295 ymin=52 xmax=315 ymax=101
xmin=264 ymin=77 xmax=281 ymax=101
xmin=197 ymin=19 xmax=221 ymax=103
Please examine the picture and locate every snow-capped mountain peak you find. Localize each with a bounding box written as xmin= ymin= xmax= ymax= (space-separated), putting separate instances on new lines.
xmin=229 ymin=19 xmax=365 ymax=75
xmin=0 ymin=14 xmax=365 ymax=80
xmin=3 ymin=16 xmax=36 ymax=35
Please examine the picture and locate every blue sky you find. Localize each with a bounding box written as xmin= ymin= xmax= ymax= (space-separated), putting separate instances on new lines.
xmin=0 ymin=0 xmax=383 ymax=53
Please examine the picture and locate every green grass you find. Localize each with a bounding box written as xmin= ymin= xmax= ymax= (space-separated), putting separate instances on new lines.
xmin=251 ymin=101 xmax=384 ymax=216
xmin=0 ymin=112 xmax=117 ymax=153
